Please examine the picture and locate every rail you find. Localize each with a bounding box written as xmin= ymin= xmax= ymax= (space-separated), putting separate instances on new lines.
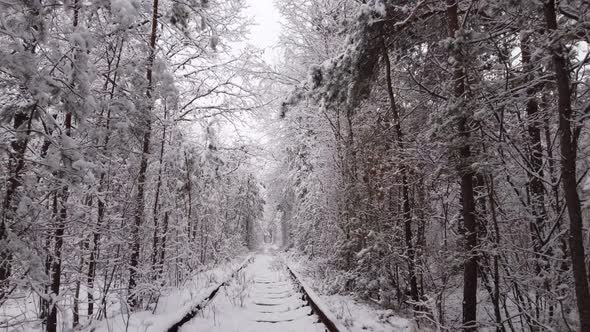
xmin=285 ymin=263 xmax=350 ymax=332
xmin=166 ymin=255 xmax=254 ymax=332
xmin=165 ymin=254 xmax=349 ymax=332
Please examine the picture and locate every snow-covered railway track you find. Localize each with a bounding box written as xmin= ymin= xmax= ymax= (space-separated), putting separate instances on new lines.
xmin=171 ymin=254 xmax=348 ymax=332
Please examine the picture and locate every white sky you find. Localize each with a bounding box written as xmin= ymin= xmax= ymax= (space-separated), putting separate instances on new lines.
xmin=244 ymin=0 xmax=282 ymax=61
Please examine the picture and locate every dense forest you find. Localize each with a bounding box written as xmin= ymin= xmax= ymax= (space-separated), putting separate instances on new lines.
xmin=1 ymin=0 xmax=590 ymax=331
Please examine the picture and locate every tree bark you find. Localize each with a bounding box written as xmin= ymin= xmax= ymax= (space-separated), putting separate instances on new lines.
xmin=381 ymin=41 xmax=419 ymax=305
xmin=128 ymin=0 xmax=159 ymax=308
xmin=446 ymin=1 xmax=478 ymax=330
xmin=88 ymin=36 xmax=124 ymax=318
xmin=151 ymin=109 xmax=167 ymax=280
xmin=48 ymin=2 xmax=80 ymax=329
xmin=0 ymin=106 xmax=35 ymax=297
xmin=543 ymin=0 xmax=590 ymax=329
xmin=0 ymin=0 xmax=42 ymax=298
xmin=157 ymin=211 xmax=169 ymax=282
xmin=47 ymin=187 xmax=68 ymax=332
xmin=520 ymin=32 xmax=547 ymax=256
xmin=184 ymin=152 xmax=194 ymax=240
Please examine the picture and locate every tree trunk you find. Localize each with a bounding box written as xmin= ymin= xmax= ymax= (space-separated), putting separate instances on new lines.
xmin=47 ymin=187 xmax=68 ymax=332
xmin=0 ymin=0 xmax=42 ymax=299
xmin=73 ymin=240 xmax=87 ymax=327
xmin=520 ymin=31 xmax=547 ymax=258
xmin=48 ymin=4 xmax=80 ymax=329
xmin=0 ymin=106 xmax=35 ymax=297
xmin=486 ymin=177 xmax=505 ymax=332
xmin=446 ymin=1 xmax=478 ymax=330
xmin=184 ymin=152 xmax=193 ymax=240
xmin=543 ymin=0 xmax=590 ymax=329
xmin=380 ymin=41 xmax=419 ymax=305
xmin=157 ymin=211 xmax=169 ymax=282
xmin=128 ymin=0 xmax=159 ymax=308
xmin=151 ymin=109 xmax=167 ymax=279
xmin=88 ymin=36 xmax=124 ymax=318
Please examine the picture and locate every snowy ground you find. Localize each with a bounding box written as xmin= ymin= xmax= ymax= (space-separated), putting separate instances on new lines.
xmin=286 ymin=255 xmax=419 ymax=332
xmin=84 ymin=255 xmax=251 ymax=332
xmin=180 ymin=253 xmax=326 ymax=332
xmin=2 ymin=251 xmax=422 ymax=332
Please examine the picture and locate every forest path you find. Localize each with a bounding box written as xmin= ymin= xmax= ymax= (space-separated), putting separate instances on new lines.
xmin=178 ymin=252 xmax=325 ymax=331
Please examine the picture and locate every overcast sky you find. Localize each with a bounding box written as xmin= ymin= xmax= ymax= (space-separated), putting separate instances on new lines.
xmin=244 ymin=0 xmax=282 ymax=61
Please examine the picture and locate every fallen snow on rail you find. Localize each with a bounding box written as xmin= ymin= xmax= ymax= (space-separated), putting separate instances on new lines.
xmin=179 ymin=254 xmax=325 ymax=332
xmin=286 ymin=263 xmax=350 ymax=332
xmin=86 ymin=255 xmax=252 ymax=332
xmin=286 ymin=255 xmax=417 ymax=332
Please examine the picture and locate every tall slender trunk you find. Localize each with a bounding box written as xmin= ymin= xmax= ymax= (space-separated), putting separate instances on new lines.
xmin=521 ymin=31 xmax=550 ymax=328
xmin=128 ymin=0 xmax=159 ymax=308
xmin=543 ymin=0 xmax=590 ymax=329
xmin=157 ymin=211 xmax=169 ymax=282
xmin=151 ymin=110 xmax=167 ymax=279
xmin=47 ymin=184 xmax=69 ymax=332
xmin=74 ymin=197 xmax=91 ymax=326
xmin=73 ymin=239 xmax=87 ymax=327
xmin=415 ymin=177 xmax=426 ymax=298
xmin=381 ymin=41 xmax=418 ymax=304
xmin=487 ymin=178 xmax=505 ymax=332
xmin=0 ymin=0 xmax=42 ymax=299
xmin=47 ymin=2 xmax=79 ymax=329
xmin=446 ymin=1 xmax=478 ymax=330
xmin=40 ymin=221 xmax=52 ymax=321
xmin=184 ymin=152 xmax=194 ymax=240
xmin=0 ymin=106 xmax=35 ymax=298
xmin=521 ymin=32 xmax=547 ymax=256
xmin=36 ymin=19 xmax=55 ymax=319
xmin=88 ymin=37 xmax=124 ymax=318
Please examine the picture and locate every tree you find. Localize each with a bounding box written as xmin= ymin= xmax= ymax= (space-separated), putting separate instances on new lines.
xmin=543 ymin=0 xmax=590 ymax=329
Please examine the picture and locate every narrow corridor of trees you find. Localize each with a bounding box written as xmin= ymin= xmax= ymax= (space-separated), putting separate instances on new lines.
xmin=1 ymin=0 xmax=590 ymax=331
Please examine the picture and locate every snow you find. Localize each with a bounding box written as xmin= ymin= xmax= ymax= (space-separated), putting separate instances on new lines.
xmin=372 ymin=0 xmax=387 ymax=17
xmin=284 ymin=262 xmax=350 ymax=332
xmin=286 ymin=254 xmax=419 ymax=332
xmin=109 ymin=0 xmax=141 ymax=27
xmin=178 ymin=253 xmax=326 ymax=332
xmin=322 ymin=294 xmax=418 ymax=332
xmin=85 ymin=255 xmax=252 ymax=332
xmin=71 ymin=252 xmax=423 ymax=332
xmin=0 ymin=291 xmax=42 ymax=331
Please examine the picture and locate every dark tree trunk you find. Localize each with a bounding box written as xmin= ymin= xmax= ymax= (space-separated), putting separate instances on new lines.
xmin=47 ymin=94 xmax=74 ymax=332
xmin=0 ymin=106 xmax=35 ymax=297
xmin=184 ymin=152 xmax=194 ymax=240
xmin=151 ymin=108 xmax=167 ymax=279
xmin=88 ymin=36 xmax=124 ymax=318
xmin=47 ymin=188 xmax=68 ymax=332
xmin=48 ymin=4 xmax=79 ymax=328
xmin=486 ymin=178 xmax=505 ymax=332
xmin=73 ymin=240 xmax=87 ymax=327
xmin=446 ymin=1 xmax=478 ymax=330
xmin=520 ymin=32 xmax=547 ymax=255
xmin=380 ymin=41 xmax=419 ymax=305
xmin=157 ymin=211 xmax=169 ymax=282
xmin=128 ymin=0 xmax=159 ymax=308
xmin=0 ymin=0 xmax=42 ymax=297
xmin=543 ymin=0 xmax=590 ymax=329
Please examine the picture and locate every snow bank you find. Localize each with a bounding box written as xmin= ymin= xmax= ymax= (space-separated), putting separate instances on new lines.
xmin=286 ymin=263 xmax=350 ymax=332
xmin=85 ymin=255 xmax=252 ymax=332
xmin=285 ymin=254 xmax=418 ymax=332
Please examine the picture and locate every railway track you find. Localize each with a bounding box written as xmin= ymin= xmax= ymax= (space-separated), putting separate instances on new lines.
xmin=167 ymin=253 xmax=348 ymax=332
